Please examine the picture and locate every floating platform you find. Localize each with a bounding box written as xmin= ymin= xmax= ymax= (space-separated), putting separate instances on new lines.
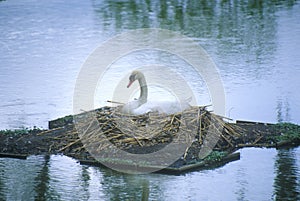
xmin=0 ymin=106 xmax=299 ymax=174
xmin=78 ymin=152 xmax=240 ymax=175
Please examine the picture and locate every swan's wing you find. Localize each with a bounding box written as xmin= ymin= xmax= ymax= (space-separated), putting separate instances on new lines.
xmin=121 ymin=100 xmax=140 ymax=114
xmin=133 ymin=103 xmax=152 ymax=115
xmin=142 ymin=101 xmax=189 ymax=115
xmin=130 ymin=99 xmax=192 ymax=115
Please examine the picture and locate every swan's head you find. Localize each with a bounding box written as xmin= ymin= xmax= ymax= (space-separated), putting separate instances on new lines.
xmin=127 ymin=70 xmax=142 ymax=88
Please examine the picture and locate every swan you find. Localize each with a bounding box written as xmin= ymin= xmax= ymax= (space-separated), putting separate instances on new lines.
xmin=121 ymin=70 xmax=191 ymax=115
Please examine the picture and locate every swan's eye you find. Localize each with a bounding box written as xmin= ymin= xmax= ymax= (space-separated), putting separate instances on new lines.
xmin=129 ymin=74 xmax=136 ymax=81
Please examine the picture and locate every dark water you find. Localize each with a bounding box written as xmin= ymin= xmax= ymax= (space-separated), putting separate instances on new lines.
xmin=1 ymin=0 xmax=300 ymax=200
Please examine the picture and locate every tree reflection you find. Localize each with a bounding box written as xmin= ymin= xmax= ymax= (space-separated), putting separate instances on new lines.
xmin=273 ymin=148 xmax=300 ymax=200
xmin=99 ymin=169 xmax=154 ymax=201
xmin=80 ymin=165 xmax=91 ymax=200
xmin=92 ymin=0 xmax=297 ymax=35
xmin=34 ymin=155 xmax=59 ymax=200
xmin=34 ymin=155 xmax=51 ymax=200
xmin=0 ymin=160 xmax=5 ymax=201
xmin=92 ymin=0 xmax=297 ymax=79
xmin=141 ymin=179 xmax=149 ymax=201
xmin=276 ymin=98 xmax=291 ymax=123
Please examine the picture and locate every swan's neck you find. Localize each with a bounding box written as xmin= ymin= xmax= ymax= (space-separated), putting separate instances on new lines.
xmin=138 ymin=74 xmax=147 ymax=105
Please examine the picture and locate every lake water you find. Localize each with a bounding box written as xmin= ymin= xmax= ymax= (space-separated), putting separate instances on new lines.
xmin=0 ymin=0 xmax=300 ymax=200
xmin=0 ymin=148 xmax=299 ymax=200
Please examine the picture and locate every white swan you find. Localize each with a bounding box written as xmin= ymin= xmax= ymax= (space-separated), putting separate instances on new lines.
xmin=121 ymin=70 xmax=191 ymax=115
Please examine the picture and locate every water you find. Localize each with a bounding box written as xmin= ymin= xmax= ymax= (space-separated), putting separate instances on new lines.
xmin=1 ymin=0 xmax=300 ymax=200
xmin=1 ymin=0 xmax=300 ymax=129
xmin=0 ymin=148 xmax=299 ymax=200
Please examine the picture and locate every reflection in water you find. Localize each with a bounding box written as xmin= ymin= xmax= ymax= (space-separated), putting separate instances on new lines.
xmin=277 ymin=98 xmax=291 ymax=122
xmin=0 ymin=160 xmax=5 ymax=200
xmin=34 ymin=155 xmax=51 ymax=200
xmin=92 ymin=0 xmax=299 ymax=123
xmin=33 ymin=155 xmax=63 ymax=200
xmin=1 ymin=0 xmax=300 ymax=200
xmin=80 ymin=166 xmax=91 ymax=198
xmin=100 ymin=169 xmax=152 ymax=200
xmin=234 ymin=166 xmax=248 ymax=201
xmin=0 ymin=153 xmax=210 ymax=200
xmin=0 ymin=0 xmax=299 ymax=128
xmin=273 ymin=148 xmax=300 ymax=200
xmin=0 ymin=156 xmax=45 ymax=200
xmin=142 ymin=179 xmax=150 ymax=201
xmin=0 ymin=149 xmax=298 ymax=200
xmin=92 ymin=0 xmax=295 ymax=57
xmin=277 ymin=100 xmax=284 ymax=122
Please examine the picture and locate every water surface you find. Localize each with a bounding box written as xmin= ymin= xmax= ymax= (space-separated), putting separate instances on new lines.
xmin=0 ymin=0 xmax=299 ymax=129
xmin=0 ymin=148 xmax=299 ymax=200
xmin=0 ymin=0 xmax=300 ymax=200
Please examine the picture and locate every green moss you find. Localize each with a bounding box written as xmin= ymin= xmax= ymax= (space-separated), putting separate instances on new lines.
xmin=204 ymin=151 xmax=228 ymax=162
xmin=49 ymin=115 xmax=74 ymax=129
xmin=0 ymin=129 xmax=28 ymax=135
xmin=272 ymin=123 xmax=300 ymax=143
xmin=0 ymin=127 xmax=42 ymax=136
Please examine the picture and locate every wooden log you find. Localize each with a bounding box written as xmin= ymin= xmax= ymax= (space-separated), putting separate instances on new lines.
xmin=236 ymin=120 xmax=274 ymax=126
xmin=78 ymin=152 xmax=241 ymax=175
xmin=253 ymin=135 xmax=264 ymax=145
xmin=0 ymin=153 xmax=27 ymax=160
xmin=165 ymin=152 xmax=241 ymax=174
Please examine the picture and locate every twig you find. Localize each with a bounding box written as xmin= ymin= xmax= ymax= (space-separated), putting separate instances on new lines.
xmin=107 ymin=100 xmax=125 ymax=105
xmin=253 ymin=135 xmax=264 ymax=145
xmin=58 ymin=138 xmax=81 ymax=152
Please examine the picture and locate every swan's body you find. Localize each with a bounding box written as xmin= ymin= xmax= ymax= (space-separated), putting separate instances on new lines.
xmin=133 ymin=100 xmax=191 ymax=115
xmin=121 ymin=70 xmax=191 ymax=115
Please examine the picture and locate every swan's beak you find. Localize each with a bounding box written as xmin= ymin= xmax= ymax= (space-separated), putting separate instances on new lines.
xmin=127 ymin=80 xmax=134 ymax=88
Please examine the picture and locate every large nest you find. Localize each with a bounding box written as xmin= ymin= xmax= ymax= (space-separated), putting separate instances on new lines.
xmin=67 ymin=106 xmax=242 ymax=162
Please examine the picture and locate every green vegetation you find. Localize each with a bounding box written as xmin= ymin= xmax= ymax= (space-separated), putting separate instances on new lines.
xmin=0 ymin=128 xmax=29 ymax=135
xmin=49 ymin=115 xmax=73 ymax=129
xmin=272 ymin=123 xmax=300 ymax=143
xmin=204 ymin=151 xmax=228 ymax=163
xmin=0 ymin=127 xmax=42 ymax=136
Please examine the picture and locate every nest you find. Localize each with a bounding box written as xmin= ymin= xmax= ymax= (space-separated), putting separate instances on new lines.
xmin=67 ymin=106 xmax=242 ymax=160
